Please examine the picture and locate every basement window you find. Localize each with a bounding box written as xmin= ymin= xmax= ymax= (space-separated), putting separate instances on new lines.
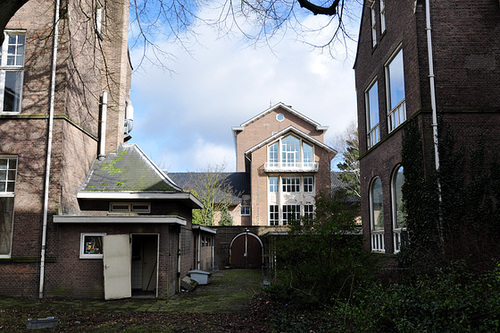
xmin=109 ymin=202 xmax=151 ymax=213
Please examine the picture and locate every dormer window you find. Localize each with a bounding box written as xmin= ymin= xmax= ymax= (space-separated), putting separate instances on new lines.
xmin=109 ymin=202 xmax=151 ymax=213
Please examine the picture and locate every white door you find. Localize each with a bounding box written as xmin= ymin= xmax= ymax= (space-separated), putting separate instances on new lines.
xmin=103 ymin=234 xmax=132 ymax=300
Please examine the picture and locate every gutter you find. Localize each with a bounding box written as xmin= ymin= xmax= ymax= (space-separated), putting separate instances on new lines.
xmin=39 ymin=0 xmax=60 ymax=299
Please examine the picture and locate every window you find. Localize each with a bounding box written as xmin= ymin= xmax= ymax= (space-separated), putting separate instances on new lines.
xmin=0 ymin=157 xmax=17 ymax=257
xmin=109 ymin=202 xmax=151 ymax=213
xmin=303 ymin=176 xmax=314 ymax=193
xmin=304 ymin=205 xmax=314 ymax=219
xmin=282 ymin=177 xmax=300 ymax=192
xmin=282 ymin=205 xmax=300 ymax=225
xmin=386 ymin=49 xmax=406 ymax=131
xmin=269 ymin=177 xmax=278 ymax=193
xmin=302 ymin=142 xmax=313 ymax=167
xmin=276 ymin=113 xmax=285 ymax=122
xmin=0 ymin=32 xmax=25 ymax=113
xmin=281 ymin=136 xmax=300 ymax=167
xmin=366 ymin=80 xmax=380 ymax=148
xmin=370 ymin=1 xmax=377 ymax=47
xmin=95 ymin=2 xmax=104 ymax=38
xmin=392 ymin=166 xmax=406 ymax=252
xmin=370 ymin=177 xmax=385 ymax=252
xmin=380 ymin=0 xmax=386 ymax=34
xmin=80 ymin=233 xmax=105 ymax=259
xmin=269 ymin=205 xmax=279 ymax=226
xmin=240 ymin=206 xmax=251 ymax=216
xmin=268 ymin=143 xmax=279 ymax=167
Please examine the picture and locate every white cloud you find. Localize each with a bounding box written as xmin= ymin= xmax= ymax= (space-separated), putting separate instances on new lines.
xmin=129 ymin=3 xmax=360 ymax=172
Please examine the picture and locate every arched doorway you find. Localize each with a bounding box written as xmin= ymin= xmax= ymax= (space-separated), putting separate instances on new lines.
xmin=229 ymin=232 xmax=263 ymax=268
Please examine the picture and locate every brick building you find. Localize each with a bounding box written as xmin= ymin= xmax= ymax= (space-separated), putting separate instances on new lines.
xmin=0 ymin=0 xmax=210 ymax=299
xmin=355 ymin=0 xmax=500 ymax=253
xmin=232 ymin=103 xmax=336 ymax=226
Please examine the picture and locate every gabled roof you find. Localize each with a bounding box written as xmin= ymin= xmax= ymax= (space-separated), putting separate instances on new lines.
xmin=77 ymin=144 xmax=203 ymax=208
xmin=168 ymin=172 xmax=250 ymax=204
xmin=232 ymin=102 xmax=329 ymax=132
xmin=244 ymin=126 xmax=337 ymax=156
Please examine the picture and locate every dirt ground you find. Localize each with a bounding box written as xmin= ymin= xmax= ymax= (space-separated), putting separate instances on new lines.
xmin=0 ymin=269 xmax=272 ymax=332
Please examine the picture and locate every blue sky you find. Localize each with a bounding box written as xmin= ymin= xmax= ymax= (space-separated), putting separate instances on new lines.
xmin=128 ymin=2 xmax=362 ymax=172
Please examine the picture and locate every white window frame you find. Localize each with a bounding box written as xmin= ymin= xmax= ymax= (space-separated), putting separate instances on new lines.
xmin=282 ymin=204 xmax=301 ymax=225
xmin=269 ymin=205 xmax=279 ymax=226
xmin=281 ymin=136 xmax=300 ymax=167
xmin=366 ymin=78 xmax=380 ymax=148
xmin=268 ymin=143 xmax=279 ymax=168
xmin=80 ymin=233 xmax=106 ymax=259
xmin=303 ymin=176 xmax=314 ymax=193
xmin=95 ymin=2 xmax=104 ymax=39
xmin=109 ymin=202 xmax=151 ymax=213
xmin=240 ymin=205 xmax=251 ymax=216
xmin=380 ymin=0 xmax=386 ymax=34
xmin=282 ymin=177 xmax=300 ymax=193
xmin=0 ymin=31 xmax=25 ymax=114
xmin=269 ymin=176 xmax=278 ymax=193
xmin=370 ymin=177 xmax=385 ymax=252
xmin=0 ymin=156 xmax=17 ymax=258
xmin=370 ymin=1 xmax=377 ymax=47
xmin=303 ymin=204 xmax=314 ymax=219
xmin=385 ymin=47 xmax=407 ymax=132
xmin=392 ymin=165 xmax=406 ymax=253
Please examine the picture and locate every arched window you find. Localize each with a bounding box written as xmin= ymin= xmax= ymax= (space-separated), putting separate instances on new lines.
xmin=370 ymin=177 xmax=385 ymax=252
xmin=392 ymin=165 xmax=406 ymax=252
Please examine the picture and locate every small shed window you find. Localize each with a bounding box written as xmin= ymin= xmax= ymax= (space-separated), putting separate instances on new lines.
xmin=80 ymin=233 xmax=106 ymax=259
xmin=109 ymin=202 xmax=151 ymax=213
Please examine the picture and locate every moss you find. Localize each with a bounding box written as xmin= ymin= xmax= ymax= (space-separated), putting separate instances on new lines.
xmin=101 ymin=151 xmax=128 ymax=175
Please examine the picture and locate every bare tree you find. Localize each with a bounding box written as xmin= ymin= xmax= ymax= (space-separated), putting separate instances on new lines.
xmin=188 ymin=163 xmax=238 ymax=226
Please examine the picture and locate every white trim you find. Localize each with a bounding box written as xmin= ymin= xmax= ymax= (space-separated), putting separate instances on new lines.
xmin=245 ymin=126 xmax=336 ymax=156
xmin=77 ymin=191 xmax=203 ymax=208
xmin=234 ymin=103 xmax=329 ymax=132
xmin=53 ymin=215 xmax=187 ymax=225
xmin=80 ymin=233 xmax=106 ymax=259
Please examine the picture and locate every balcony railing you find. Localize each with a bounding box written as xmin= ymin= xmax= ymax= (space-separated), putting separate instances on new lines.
xmin=371 ymin=230 xmax=385 ymax=252
xmin=264 ymin=161 xmax=319 ymax=172
xmin=393 ymin=228 xmax=406 ymax=253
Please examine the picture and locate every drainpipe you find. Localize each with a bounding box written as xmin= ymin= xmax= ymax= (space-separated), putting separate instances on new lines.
xmin=39 ymin=0 xmax=60 ymax=299
xmin=98 ymin=91 xmax=108 ymax=159
xmin=425 ymin=0 xmax=440 ymax=173
xmin=425 ymin=0 xmax=445 ymax=248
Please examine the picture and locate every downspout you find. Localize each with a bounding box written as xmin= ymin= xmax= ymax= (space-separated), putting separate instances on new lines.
xmin=425 ymin=0 xmax=440 ymax=172
xmin=425 ymin=0 xmax=445 ymax=248
xmin=39 ymin=0 xmax=60 ymax=299
xmin=197 ymin=229 xmax=201 ymax=270
xmin=98 ymin=91 xmax=108 ymax=159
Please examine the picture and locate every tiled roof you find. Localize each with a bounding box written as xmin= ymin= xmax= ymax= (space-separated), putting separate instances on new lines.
xmin=80 ymin=144 xmax=181 ymax=193
xmin=168 ymin=172 xmax=250 ymax=204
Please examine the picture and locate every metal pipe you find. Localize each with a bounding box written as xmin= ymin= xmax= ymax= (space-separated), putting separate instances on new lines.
xmin=425 ymin=0 xmax=440 ymax=172
xmin=99 ymin=91 xmax=108 ymax=159
xmin=39 ymin=0 xmax=60 ymax=299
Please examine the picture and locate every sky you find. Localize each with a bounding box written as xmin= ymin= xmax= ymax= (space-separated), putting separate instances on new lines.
xmin=128 ymin=2 xmax=362 ymax=172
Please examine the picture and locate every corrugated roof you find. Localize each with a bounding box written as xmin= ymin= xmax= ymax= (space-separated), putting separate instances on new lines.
xmin=80 ymin=144 xmax=181 ymax=193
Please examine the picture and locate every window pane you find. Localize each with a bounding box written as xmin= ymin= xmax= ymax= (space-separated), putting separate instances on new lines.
xmin=371 ymin=178 xmax=384 ymax=230
xmin=388 ymin=50 xmax=405 ymax=110
xmin=367 ymin=82 xmax=379 ymax=130
xmin=0 ymin=170 xmax=5 ymax=180
xmin=268 ymin=143 xmax=278 ymax=166
xmin=269 ymin=177 xmax=278 ymax=192
xmin=84 ymin=235 xmax=103 ymax=254
xmin=0 ymin=159 xmax=7 ymax=169
xmin=3 ymin=71 xmax=23 ymax=112
xmin=282 ymin=136 xmax=300 ymax=167
xmin=303 ymin=142 xmax=313 ymax=165
xmin=394 ymin=166 xmax=406 ymax=228
xmin=0 ymin=197 xmax=15 ymax=255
